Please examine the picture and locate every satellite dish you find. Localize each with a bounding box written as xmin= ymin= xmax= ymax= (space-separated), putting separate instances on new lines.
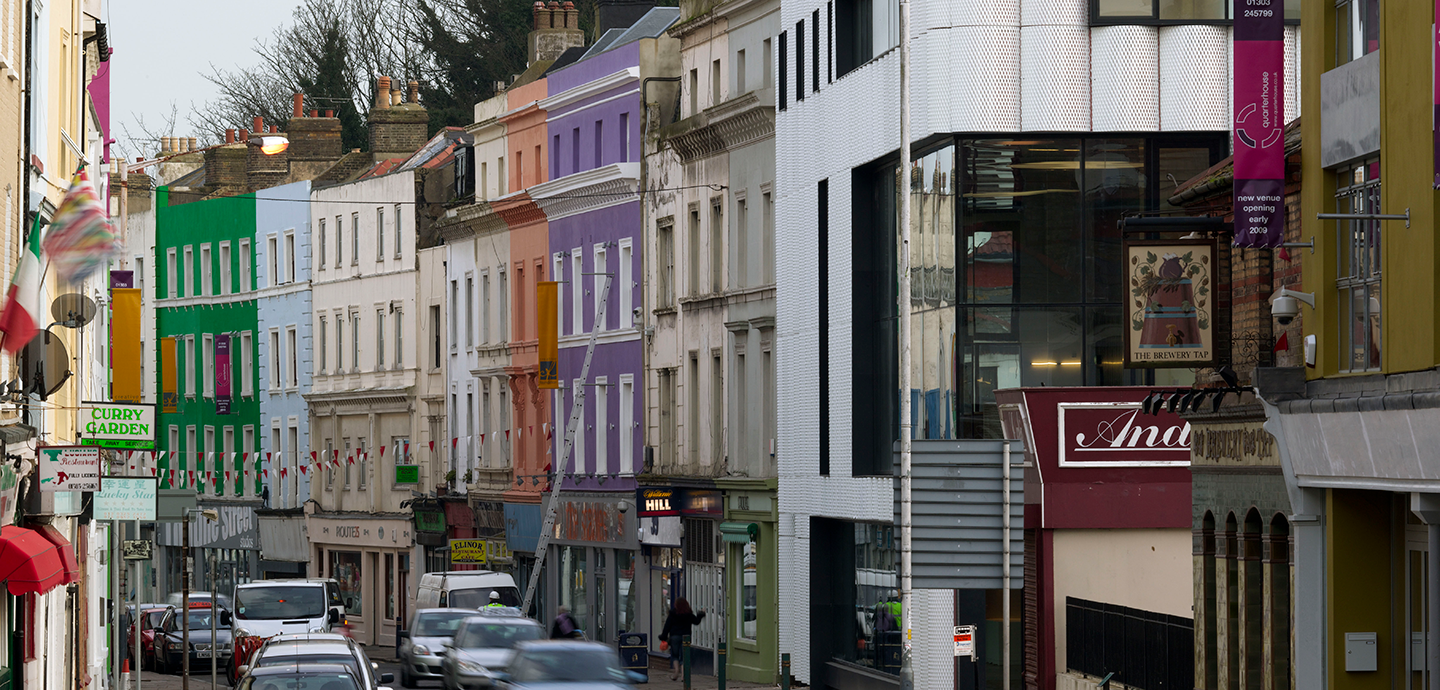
xmin=51 ymin=293 xmax=96 ymax=329
xmin=17 ymin=328 xmax=71 ymax=400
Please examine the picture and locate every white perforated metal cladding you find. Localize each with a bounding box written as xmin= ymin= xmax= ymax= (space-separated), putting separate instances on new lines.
xmin=1021 ymin=0 xmax=1087 ymax=26
xmin=1159 ymin=25 xmax=1228 ymax=131
xmin=945 ymin=26 xmax=1022 ymax=131
xmin=1022 ymin=25 xmax=1090 ymax=131
xmin=1091 ymin=25 xmax=1160 ymax=131
xmin=1286 ymin=25 xmax=1301 ymax=123
xmin=942 ymin=0 xmax=1020 ymax=27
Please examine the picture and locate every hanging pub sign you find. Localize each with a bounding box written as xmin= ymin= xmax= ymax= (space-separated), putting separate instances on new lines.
xmin=1231 ymin=0 xmax=1286 ymax=248
xmin=215 ymin=334 xmax=232 ymax=415
xmin=1123 ymin=238 xmax=1217 ymax=368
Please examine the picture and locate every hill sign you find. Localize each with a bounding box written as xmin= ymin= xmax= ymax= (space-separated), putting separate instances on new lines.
xmin=79 ymin=401 xmax=156 ymax=449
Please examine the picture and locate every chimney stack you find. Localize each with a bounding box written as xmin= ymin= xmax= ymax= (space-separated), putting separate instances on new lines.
xmin=287 ymin=100 xmax=344 ymax=163
xmin=529 ymin=0 xmax=585 ymax=64
xmin=368 ymin=74 xmax=429 ymax=163
xmin=375 ymin=76 xmax=392 ymax=109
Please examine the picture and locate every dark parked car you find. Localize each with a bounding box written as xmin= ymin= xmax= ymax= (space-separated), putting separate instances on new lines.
xmin=493 ymin=641 xmax=644 ymax=688
xmin=132 ymin=606 xmax=169 ymax=670
xmin=155 ymin=605 xmax=233 ymax=674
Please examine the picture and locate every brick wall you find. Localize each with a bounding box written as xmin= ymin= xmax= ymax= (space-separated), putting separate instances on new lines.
xmin=204 ymin=146 xmax=249 ymax=190
xmin=287 ymin=117 xmax=344 ymax=161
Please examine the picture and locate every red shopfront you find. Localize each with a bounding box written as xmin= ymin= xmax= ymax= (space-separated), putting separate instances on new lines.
xmin=996 ymin=387 xmax=1193 ymax=690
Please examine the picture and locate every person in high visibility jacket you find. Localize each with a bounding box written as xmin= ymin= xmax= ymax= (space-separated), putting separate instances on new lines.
xmin=484 ymin=591 xmax=506 ymax=607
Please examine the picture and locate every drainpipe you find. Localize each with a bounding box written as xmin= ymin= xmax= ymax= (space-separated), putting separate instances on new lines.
xmin=639 ymin=74 xmax=681 ymax=478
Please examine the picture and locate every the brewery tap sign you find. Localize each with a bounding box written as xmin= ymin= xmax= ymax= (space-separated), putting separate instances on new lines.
xmin=1232 ymin=0 xmax=1285 ymax=248
xmin=1058 ymin=401 xmax=1191 ymax=468
xmin=38 ymin=446 xmax=101 ymax=491
xmin=1124 ymin=238 xmax=1216 ymax=368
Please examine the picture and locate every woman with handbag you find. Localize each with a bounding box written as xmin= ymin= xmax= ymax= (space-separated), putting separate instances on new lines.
xmin=658 ymin=598 xmax=705 ymax=681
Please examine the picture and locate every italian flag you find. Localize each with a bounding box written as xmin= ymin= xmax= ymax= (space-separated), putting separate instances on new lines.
xmin=0 ymin=216 xmax=41 ymax=354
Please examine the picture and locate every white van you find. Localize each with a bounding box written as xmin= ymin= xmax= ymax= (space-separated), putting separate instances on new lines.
xmin=229 ymin=579 xmax=343 ymax=638
xmin=415 ymin=571 xmax=521 ymax=610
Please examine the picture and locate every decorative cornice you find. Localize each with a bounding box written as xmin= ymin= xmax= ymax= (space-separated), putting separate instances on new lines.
xmin=529 ymin=162 xmax=640 ymax=221
xmin=491 ymin=191 xmax=547 ymax=227
xmin=437 ymin=200 xmax=508 ymax=241
xmin=661 ymin=92 xmax=774 ymax=163
xmin=497 ymin=100 xmax=542 ymax=125
xmin=670 ymin=0 xmax=772 ymax=40
xmin=537 ymin=67 xmax=641 ymax=113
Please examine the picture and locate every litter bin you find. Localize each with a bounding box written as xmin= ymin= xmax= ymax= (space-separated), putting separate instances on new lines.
xmin=619 ymin=632 xmax=648 ymax=682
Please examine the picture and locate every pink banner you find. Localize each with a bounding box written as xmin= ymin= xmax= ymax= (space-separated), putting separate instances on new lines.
xmin=216 ymin=334 xmax=232 ymax=414
xmin=1233 ymin=0 xmax=1286 ymax=248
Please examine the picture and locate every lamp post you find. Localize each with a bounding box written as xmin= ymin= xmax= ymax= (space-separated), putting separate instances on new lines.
xmin=182 ymin=508 xmax=219 ymax=690
xmin=209 ymin=551 xmax=218 ymax=690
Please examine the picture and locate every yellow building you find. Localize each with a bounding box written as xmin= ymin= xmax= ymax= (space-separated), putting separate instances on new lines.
xmin=1260 ymin=0 xmax=1440 ymax=687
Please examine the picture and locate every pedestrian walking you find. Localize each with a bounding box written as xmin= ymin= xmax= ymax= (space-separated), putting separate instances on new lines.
xmin=659 ymin=597 xmax=705 ymax=681
xmin=550 ymin=605 xmax=582 ymax=639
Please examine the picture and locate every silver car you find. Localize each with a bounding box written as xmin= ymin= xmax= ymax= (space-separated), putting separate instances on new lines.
xmin=439 ymin=613 xmax=545 ymax=690
xmin=398 ymin=609 xmax=475 ymax=687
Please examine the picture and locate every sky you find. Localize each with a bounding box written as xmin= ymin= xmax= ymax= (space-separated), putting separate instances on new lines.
xmin=107 ymin=0 xmax=300 ymax=161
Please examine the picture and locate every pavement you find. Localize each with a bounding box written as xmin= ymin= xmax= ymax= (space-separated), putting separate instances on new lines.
xmin=130 ymin=648 xmax=784 ymax=690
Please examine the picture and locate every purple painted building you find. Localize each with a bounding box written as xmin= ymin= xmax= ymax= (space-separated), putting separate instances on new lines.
xmin=526 ymin=6 xmax=679 ymax=646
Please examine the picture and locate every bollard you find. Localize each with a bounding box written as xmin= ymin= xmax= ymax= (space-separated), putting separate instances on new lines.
xmin=683 ymin=635 xmax=692 ymax=690
xmin=781 ymin=653 xmax=791 ymax=690
xmin=717 ymin=641 xmax=727 ymax=690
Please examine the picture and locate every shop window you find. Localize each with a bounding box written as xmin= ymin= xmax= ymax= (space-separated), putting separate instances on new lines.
xmin=1336 ymin=160 xmax=1381 ymax=372
xmin=734 ymin=541 xmax=758 ymax=641
xmin=1092 ymin=0 xmax=1298 ymax=23
xmin=331 ymin=551 xmax=363 ymax=616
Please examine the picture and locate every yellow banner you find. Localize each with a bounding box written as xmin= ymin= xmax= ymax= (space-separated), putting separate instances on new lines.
xmin=537 ymin=281 xmax=558 ymax=389
xmin=160 ymin=337 xmax=177 ymax=413
xmin=449 ymin=538 xmax=488 ymax=564
xmin=111 ymin=288 xmax=142 ymax=403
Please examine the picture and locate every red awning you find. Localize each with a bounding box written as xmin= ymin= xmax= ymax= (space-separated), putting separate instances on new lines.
xmin=35 ymin=524 xmax=79 ymax=585
xmin=0 ymin=525 xmax=68 ymax=595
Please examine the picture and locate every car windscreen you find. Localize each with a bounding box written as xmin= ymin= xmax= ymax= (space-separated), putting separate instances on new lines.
xmin=452 ymin=622 xmax=543 ymax=650
xmin=413 ymin=611 xmax=471 ymax=637
xmin=179 ymin=611 xmax=229 ymax=630
xmin=243 ymin=673 xmax=360 ymax=690
xmin=511 ymin=648 xmax=621 ymax=683
xmin=236 ymin=587 xmax=327 ymax=620
xmin=257 ymin=656 xmax=359 ymax=677
xmin=446 ymin=587 xmax=520 ymax=609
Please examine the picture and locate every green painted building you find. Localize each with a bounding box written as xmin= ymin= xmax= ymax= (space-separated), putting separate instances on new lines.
xmin=154 ymin=187 xmax=262 ymax=498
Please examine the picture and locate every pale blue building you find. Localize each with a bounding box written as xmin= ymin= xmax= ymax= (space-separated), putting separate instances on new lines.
xmin=255 ymin=181 xmax=314 ymax=578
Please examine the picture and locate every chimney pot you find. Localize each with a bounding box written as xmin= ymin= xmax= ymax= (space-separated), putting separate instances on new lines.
xmin=408 ymin=80 xmax=419 ymax=104
xmin=533 ymin=1 xmax=546 ymax=30
xmin=325 ymin=109 xmax=334 ymax=118
xmin=547 ymin=0 xmax=559 ymax=27
xmin=311 ymin=109 xmax=318 ymax=118
xmin=161 ymin=137 xmax=171 ymax=153
xmin=226 ymin=129 xmax=236 ymax=144
xmin=565 ymin=1 xmax=577 ymax=28
xmin=253 ymin=116 xmax=264 ymax=134
xmin=376 ymin=76 xmax=392 ymax=109
xmin=240 ymin=129 xmax=250 ymax=142
xmin=188 ymin=137 xmax=197 ymax=151
xmin=293 ymin=93 xmax=305 ymax=118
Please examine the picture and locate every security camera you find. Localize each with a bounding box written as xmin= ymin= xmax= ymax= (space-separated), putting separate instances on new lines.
xmin=632 ymin=307 xmax=642 ymax=319
xmin=1270 ymin=288 xmax=1315 ymax=326
xmin=617 ymin=499 xmax=632 ymax=514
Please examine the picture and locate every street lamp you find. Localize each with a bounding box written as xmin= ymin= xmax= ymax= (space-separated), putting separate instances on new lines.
xmin=182 ymin=508 xmax=219 ymax=690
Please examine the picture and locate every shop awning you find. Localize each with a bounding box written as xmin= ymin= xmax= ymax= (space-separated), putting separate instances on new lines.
xmin=719 ymin=522 xmax=759 ymax=543
xmin=35 ymin=525 xmax=78 ymax=585
xmin=0 ymin=525 xmax=68 ymax=595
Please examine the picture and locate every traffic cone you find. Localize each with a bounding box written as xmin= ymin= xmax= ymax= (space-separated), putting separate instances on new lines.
xmin=122 ymin=659 xmax=131 ymax=689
